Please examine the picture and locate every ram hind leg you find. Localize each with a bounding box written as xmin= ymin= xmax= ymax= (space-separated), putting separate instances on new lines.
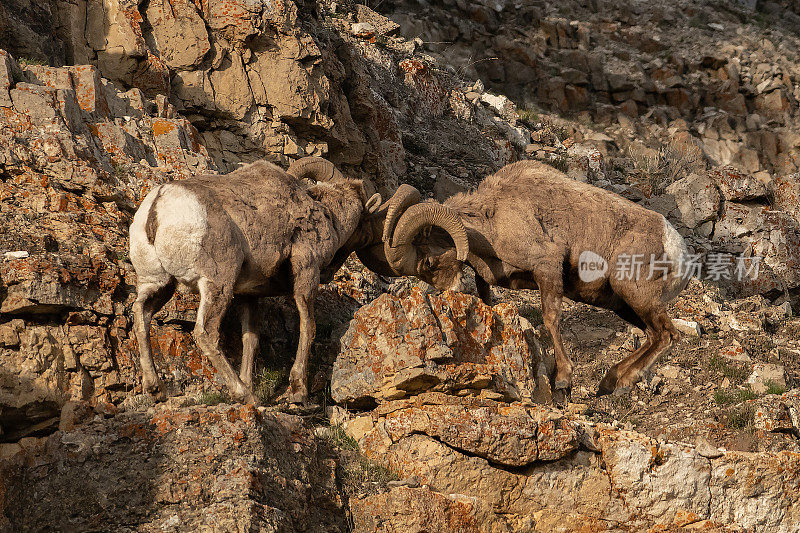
xmin=612 ymin=307 xmax=678 ymax=393
xmin=238 ymin=297 xmax=260 ymax=390
xmin=595 ymin=302 xmax=651 ymax=395
xmin=133 ymin=278 xmax=176 ymax=400
xmin=597 ymin=329 xmax=654 ymax=396
xmin=598 ymin=304 xmax=678 ymax=396
xmin=194 ymin=278 xmax=258 ymax=404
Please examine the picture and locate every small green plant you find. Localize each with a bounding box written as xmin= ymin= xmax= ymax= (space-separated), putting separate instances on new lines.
xmin=707 ymin=355 xmax=750 ymax=383
xmin=517 ymin=106 xmax=539 ymax=126
xmin=253 ymin=367 xmax=285 ymax=404
xmin=111 ymin=161 xmax=129 ymax=179
xmin=345 ymin=457 xmax=398 ymax=486
xmin=727 ymin=402 xmax=756 ymax=429
xmin=713 ymin=387 xmax=758 ymax=406
xmin=199 ymin=390 xmax=229 ymax=405
xmin=549 ymin=153 xmax=569 ymax=173
xmin=765 ymin=381 xmax=787 ymax=396
xmin=327 ymin=424 xmax=360 ymax=452
xmin=18 ymin=56 xmax=47 ymax=67
xmin=324 ymin=423 xmax=399 ymax=488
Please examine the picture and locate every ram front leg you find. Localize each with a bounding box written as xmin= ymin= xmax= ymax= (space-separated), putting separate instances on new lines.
xmin=284 ymin=263 xmax=319 ymax=406
xmin=533 ymin=261 xmax=573 ymax=404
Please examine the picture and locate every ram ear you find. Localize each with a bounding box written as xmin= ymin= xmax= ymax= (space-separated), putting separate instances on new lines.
xmin=366 ymin=193 xmax=382 ymax=213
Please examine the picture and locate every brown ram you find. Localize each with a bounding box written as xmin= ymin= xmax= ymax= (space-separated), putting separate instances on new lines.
xmin=382 ymin=160 xmax=691 ymax=397
xmin=129 ymin=158 xmax=466 ymax=405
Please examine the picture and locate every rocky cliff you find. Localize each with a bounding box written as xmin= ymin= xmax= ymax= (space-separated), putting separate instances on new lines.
xmin=2 ymin=0 xmax=800 ymax=531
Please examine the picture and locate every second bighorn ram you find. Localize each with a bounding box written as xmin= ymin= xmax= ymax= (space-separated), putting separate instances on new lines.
xmin=382 ymin=160 xmax=691 ymax=396
xmin=129 ymin=158 xmax=467 ymax=405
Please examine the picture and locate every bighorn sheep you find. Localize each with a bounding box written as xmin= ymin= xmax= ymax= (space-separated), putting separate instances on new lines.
xmin=382 ymin=160 xmax=690 ymax=396
xmin=129 ymin=158 xmax=467 ymax=404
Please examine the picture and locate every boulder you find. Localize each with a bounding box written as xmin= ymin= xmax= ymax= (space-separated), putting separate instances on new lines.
xmin=479 ymin=92 xmax=516 ymax=119
xmin=754 ymin=89 xmax=789 ymax=117
xmin=368 ymin=394 xmax=578 ymax=466
xmin=331 ymin=287 xmax=554 ymax=407
xmin=355 ymin=5 xmax=400 ymax=36
xmin=708 ymin=166 xmax=768 ymax=201
xmin=746 ymin=363 xmax=786 ymax=394
xmin=145 ymin=0 xmax=210 ymax=70
xmin=754 ymin=389 xmax=800 ymax=435
xmin=672 ymin=318 xmax=701 ymax=337
xmin=343 ymin=395 xmax=800 ymax=531
xmin=770 ymin=173 xmax=800 ymax=224
xmin=665 ymin=172 xmax=721 ymax=228
xmin=351 ymin=22 xmax=376 ymax=39
xmin=712 ymin=204 xmax=800 ymax=297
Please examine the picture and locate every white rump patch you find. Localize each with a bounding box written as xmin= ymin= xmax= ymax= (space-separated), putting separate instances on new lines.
xmin=129 ymin=186 xmax=168 ymax=284
xmin=662 ymin=215 xmax=688 ymax=265
xmin=661 ymin=215 xmax=691 ymax=301
xmin=151 ymin=184 xmax=209 ymax=284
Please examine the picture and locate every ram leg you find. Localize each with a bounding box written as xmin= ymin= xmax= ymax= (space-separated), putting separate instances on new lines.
xmin=133 ymin=278 xmax=175 ymax=400
xmin=600 ymin=307 xmax=678 ymax=395
xmin=476 ymin=276 xmax=493 ymax=305
xmin=194 ymin=278 xmax=257 ymax=404
xmin=534 ymin=263 xmax=572 ymax=400
xmin=284 ymin=264 xmax=319 ymax=405
xmin=238 ymin=297 xmax=259 ymax=389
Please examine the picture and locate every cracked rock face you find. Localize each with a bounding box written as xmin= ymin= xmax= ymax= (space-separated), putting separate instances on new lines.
xmin=657 ymin=167 xmax=800 ymax=298
xmin=331 ymin=289 xmax=800 ymax=531
xmin=345 ymin=397 xmax=800 ymax=531
xmin=2 ymin=0 xmax=540 ymax=191
xmin=331 ymin=287 xmax=554 ymax=407
xmin=0 ymin=50 xmax=218 ymax=442
xmin=0 ymin=403 xmax=349 ymax=531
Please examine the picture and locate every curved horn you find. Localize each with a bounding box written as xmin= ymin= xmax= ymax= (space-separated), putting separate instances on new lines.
xmin=287 ymin=156 xmax=347 ymax=182
xmin=382 ymin=184 xmax=422 ymax=243
xmin=384 ymin=202 xmax=469 ymax=275
xmin=365 ymin=193 xmax=382 ymax=213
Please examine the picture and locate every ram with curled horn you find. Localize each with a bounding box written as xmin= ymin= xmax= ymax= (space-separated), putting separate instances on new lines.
xmin=382 ymin=160 xmax=691 ymax=399
xmin=129 ymin=158 xmax=382 ymax=406
xmin=287 ymin=160 xmax=470 ymax=286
